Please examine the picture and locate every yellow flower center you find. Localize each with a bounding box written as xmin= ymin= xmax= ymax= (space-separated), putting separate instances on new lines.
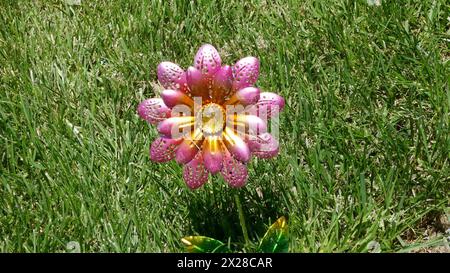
xmin=198 ymin=103 xmax=225 ymax=136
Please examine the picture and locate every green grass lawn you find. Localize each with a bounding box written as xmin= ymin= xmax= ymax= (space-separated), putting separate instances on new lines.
xmin=1 ymin=0 xmax=449 ymax=253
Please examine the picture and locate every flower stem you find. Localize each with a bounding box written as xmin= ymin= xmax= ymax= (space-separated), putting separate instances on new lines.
xmin=234 ymin=193 xmax=250 ymax=247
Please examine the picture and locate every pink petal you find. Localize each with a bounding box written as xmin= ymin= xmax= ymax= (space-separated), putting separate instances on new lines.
xmin=222 ymin=127 xmax=250 ymax=163
xmin=175 ymin=129 xmax=204 ymax=164
xmin=202 ymin=136 xmax=223 ymax=174
xmin=161 ymin=89 xmax=194 ymax=108
xmin=221 ymin=150 xmax=248 ymax=188
xmin=186 ymin=66 xmax=209 ymax=99
xmin=194 ymin=44 xmax=221 ymax=78
xmin=250 ymin=92 xmax=285 ymax=119
xmin=225 ymin=87 xmax=260 ymax=106
xmin=149 ymin=137 xmax=182 ymax=162
xmin=232 ymin=57 xmax=260 ymax=91
xmin=212 ymin=65 xmax=233 ymax=103
xmin=227 ymin=114 xmax=267 ymax=136
xmin=247 ymin=133 xmax=279 ymax=159
xmin=183 ymin=153 xmax=209 ymax=189
xmin=137 ymin=98 xmax=171 ymax=124
xmin=157 ymin=62 xmax=188 ymax=93
xmin=157 ymin=116 xmax=194 ymax=137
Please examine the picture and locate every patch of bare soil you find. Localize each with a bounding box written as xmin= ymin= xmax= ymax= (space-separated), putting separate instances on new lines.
xmin=402 ymin=210 xmax=450 ymax=253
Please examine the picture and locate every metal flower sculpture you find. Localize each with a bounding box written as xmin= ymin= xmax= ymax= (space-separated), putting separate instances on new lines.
xmin=138 ymin=44 xmax=285 ymax=189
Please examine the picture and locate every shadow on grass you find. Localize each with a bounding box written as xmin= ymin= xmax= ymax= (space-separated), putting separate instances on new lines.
xmin=183 ymin=177 xmax=288 ymax=250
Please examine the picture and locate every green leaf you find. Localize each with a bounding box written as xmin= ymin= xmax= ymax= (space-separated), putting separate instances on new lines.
xmin=181 ymin=236 xmax=230 ymax=253
xmin=258 ymin=216 xmax=289 ymax=253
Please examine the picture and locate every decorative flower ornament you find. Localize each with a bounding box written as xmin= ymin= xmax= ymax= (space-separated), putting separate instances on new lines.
xmin=138 ymin=44 xmax=285 ymax=189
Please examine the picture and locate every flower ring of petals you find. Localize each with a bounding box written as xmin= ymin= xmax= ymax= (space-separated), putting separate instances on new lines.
xmin=137 ymin=44 xmax=285 ymax=189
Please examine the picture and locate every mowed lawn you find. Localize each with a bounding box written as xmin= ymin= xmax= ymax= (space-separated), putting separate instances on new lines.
xmin=0 ymin=0 xmax=449 ymax=252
